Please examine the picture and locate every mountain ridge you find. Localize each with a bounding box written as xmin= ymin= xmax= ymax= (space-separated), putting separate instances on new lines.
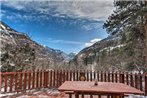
xmin=71 ymin=30 xmax=145 ymax=71
xmin=0 ymin=21 xmax=75 ymax=71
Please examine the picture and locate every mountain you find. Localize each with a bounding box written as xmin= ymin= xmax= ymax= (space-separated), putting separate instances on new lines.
xmin=68 ymin=52 xmax=76 ymax=60
xmin=71 ymin=32 xmax=146 ymax=71
xmin=0 ymin=21 xmax=72 ymax=72
xmin=61 ymin=52 xmax=76 ymax=62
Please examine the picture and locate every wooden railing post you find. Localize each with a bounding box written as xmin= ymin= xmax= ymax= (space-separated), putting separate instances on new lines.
xmin=32 ymin=71 xmax=35 ymax=89
xmin=39 ymin=70 xmax=42 ymax=88
xmin=90 ymin=70 xmax=92 ymax=81
xmin=46 ymin=70 xmax=49 ymax=87
xmin=55 ymin=70 xmax=57 ymax=87
xmin=70 ymin=70 xmax=72 ymax=81
xmin=76 ymin=70 xmax=79 ymax=81
xmin=4 ymin=73 xmax=8 ymax=92
xmin=119 ymin=72 xmax=124 ymax=83
xmin=126 ymin=72 xmax=129 ymax=85
xmin=135 ymin=73 xmax=138 ymax=89
xmin=119 ymin=72 xmax=121 ymax=83
xmin=73 ymin=70 xmax=75 ymax=81
xmin=115 ymin=72 xmax=118 ymax=83
xmin=57 ymin=70 xmax=59 ymax=87
xmin=10 ymin=73 xmax=13 ymax=92
xmin=139 ymin=72 xmax=143 ymax=91
xmin=43 ymin=70 xmax=45 ymax=87
xmin=97 ymin=71 xmax=99 ymax=81
xmin=0 ymin=72 xmax=2 ymax=92
xmin=108 ymin=72 xmax=110 ymax=82
xmin=122 ymin=72 xmax=125 ymax=83
xmin=23 ymin=71 xmax=27 ymax=91
xmin=47 ymin=70 xmax=49 ymax=87
xmin=130 ymin=73 xmax=134 ymax=87
xmin=101 ymin=71 xmax=103 ymax=82
xmin=46 ymin=70 xmax=48 ymax=87
xmin=53 ymin=70 xmax=56 ymax=86
xmin=112 ymin=71 xmax=114 ymax=82
xmin=104 ymin=72 xmax=107 ymax=82
xmin=145 ymin=73 xmax=147 ymax=95
xmin=36 ymin=70 xmax=39 ymax=88
xmin=87 ymin=70 xmax=89 ymax=81
xmin=60 ymin=70 xmax=62 ymax=85
xmin=62 ymin=70 xmax=65 ymax=82
xmin=19 ymin=72 xmax=23 ymax=91
xmin=15 ymin=72 xmax=18 ymax=91
xmin=50 ymin=70 xmax=52 ymax=87
xmin=94 ymin=71 xmax=96 ymax=80
xmin=66 ymin=70 xmax=69 ymax=81
xmin=28 ymin=71 xmax=31 ymax=89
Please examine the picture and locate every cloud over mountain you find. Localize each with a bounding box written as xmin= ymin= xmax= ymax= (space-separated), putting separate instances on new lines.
xmin=85 ymin=38 xmax=101 ymax=47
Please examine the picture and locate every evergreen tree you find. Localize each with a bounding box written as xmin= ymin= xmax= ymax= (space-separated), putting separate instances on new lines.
xmin=104 ymin=0 xmax=146 ymax=36
xmin=103 ymin=0 xmax=147 ymax=71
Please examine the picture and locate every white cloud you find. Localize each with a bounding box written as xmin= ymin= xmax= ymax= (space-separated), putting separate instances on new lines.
xmin=81 ymin=22 xmax=102 ymax=31
xmin=1 ymin=0 xmax=114 ymax=32
xmin=85 ymin=38 xmax=101 ymax=47
xmin=1 ymin=0 xmax=114 ymax=21
xmin=47 ymin=38 xmax=84 ymax=45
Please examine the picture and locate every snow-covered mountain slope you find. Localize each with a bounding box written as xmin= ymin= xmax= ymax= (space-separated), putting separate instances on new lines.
xmin=71 ymin=30 xmax=145 ymax=71
xmin=0 ymin=21 xmax=73 ymax=71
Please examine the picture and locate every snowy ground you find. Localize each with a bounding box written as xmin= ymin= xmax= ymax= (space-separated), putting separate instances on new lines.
xmin=0 ymin=88 xmax=147 ymax=98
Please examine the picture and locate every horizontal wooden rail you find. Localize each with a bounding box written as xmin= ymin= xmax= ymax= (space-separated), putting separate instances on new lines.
xmin=0 ymin=70 xmax=147 ymax=95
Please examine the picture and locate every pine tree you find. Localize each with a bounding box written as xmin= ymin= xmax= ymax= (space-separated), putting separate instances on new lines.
xmin=104 ymin=0 xmax=146 ymax=36
xmin=103 ymin=0 xmax=147 ymax=71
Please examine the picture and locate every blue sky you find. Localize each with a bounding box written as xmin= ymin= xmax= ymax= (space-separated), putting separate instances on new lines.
xmin=1 ymin=0 xmax=114 ymax=54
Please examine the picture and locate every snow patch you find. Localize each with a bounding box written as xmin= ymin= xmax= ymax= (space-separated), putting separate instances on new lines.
xmin=99 ymin=44 xmax=125 ymax=52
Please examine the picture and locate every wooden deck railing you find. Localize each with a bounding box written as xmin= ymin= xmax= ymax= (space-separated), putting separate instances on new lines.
xmin=0 ymin=70 xmax=147 ymax=95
